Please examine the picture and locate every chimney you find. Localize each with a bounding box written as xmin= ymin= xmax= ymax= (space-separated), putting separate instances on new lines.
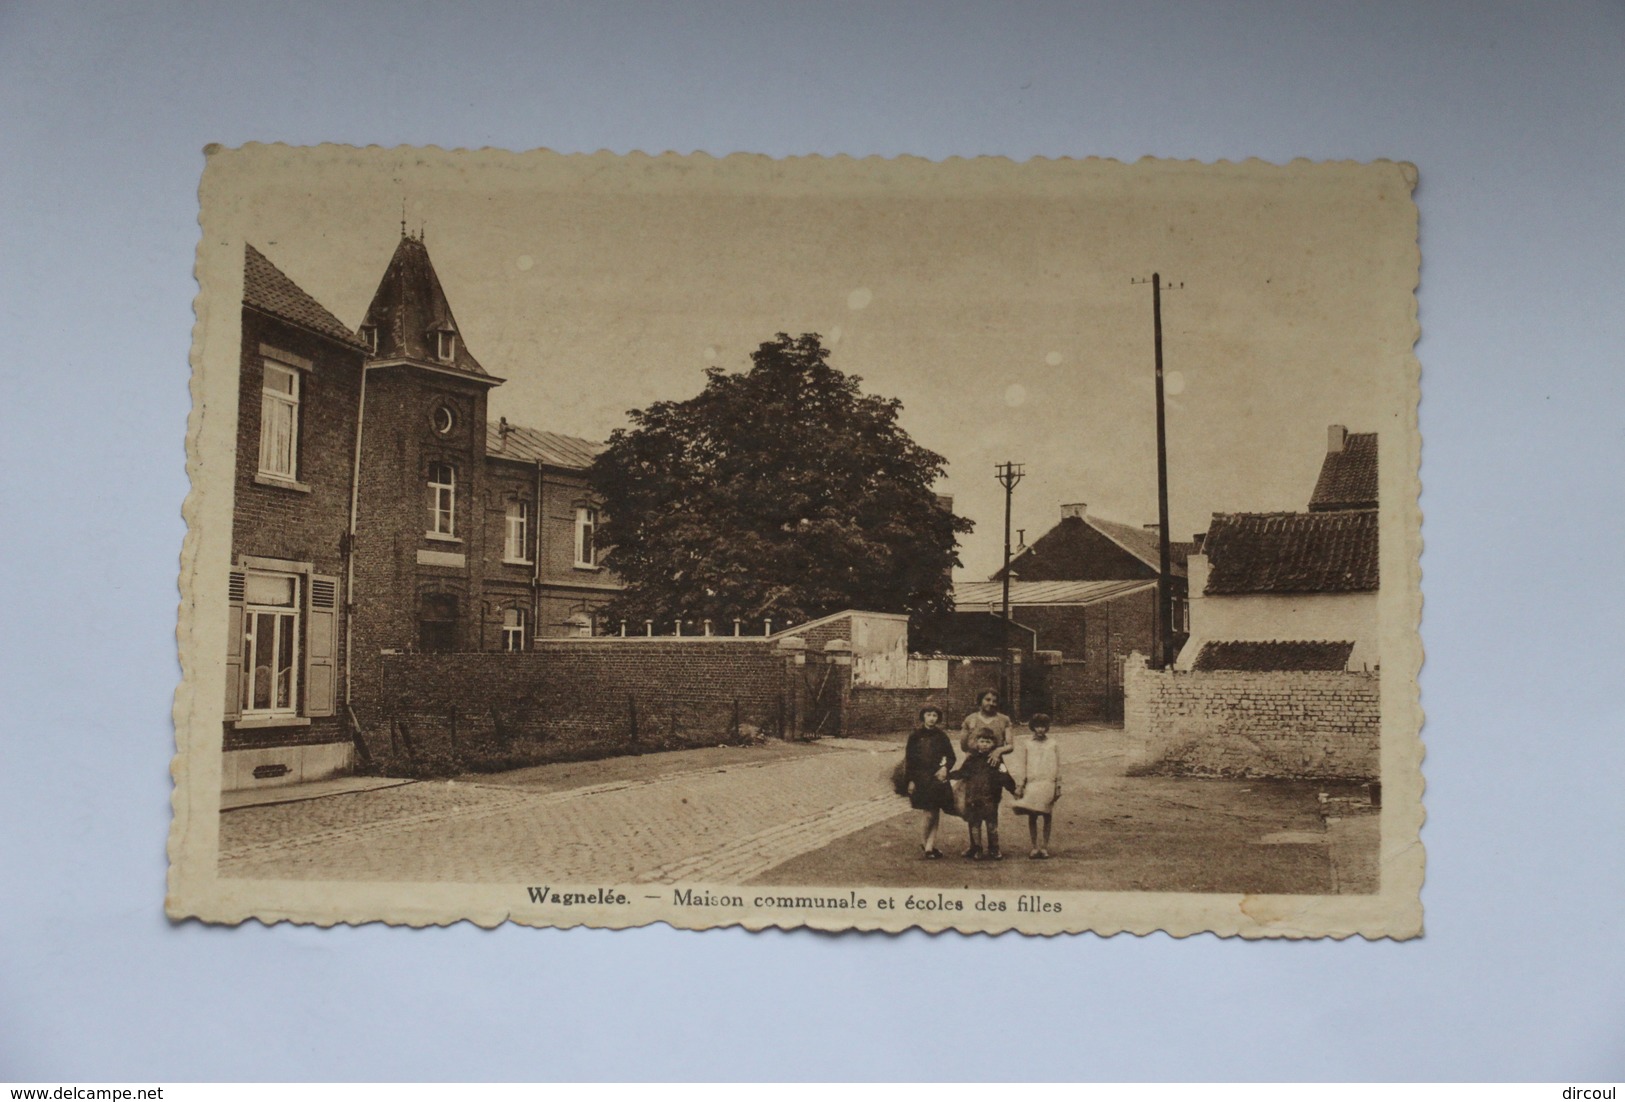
xmin=1060 ymin=502 xmax=1086 ymax=520
xmin=1328 ymin=424 xmax=1348 ymax=454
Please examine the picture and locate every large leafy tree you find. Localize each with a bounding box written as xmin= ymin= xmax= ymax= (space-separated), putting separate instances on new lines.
xmin=590 ymin=333 xmax=972 ymax=629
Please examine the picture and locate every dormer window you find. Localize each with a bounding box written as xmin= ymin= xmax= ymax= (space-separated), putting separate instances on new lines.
xmin=435 ymin=329 xmax=457 ymax=363
xmin=359 ymin=325 xmax=379 ymax=354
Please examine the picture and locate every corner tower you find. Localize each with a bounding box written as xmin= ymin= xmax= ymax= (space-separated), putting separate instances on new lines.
xmin=350 ymin=231 xmax=505 ymax=719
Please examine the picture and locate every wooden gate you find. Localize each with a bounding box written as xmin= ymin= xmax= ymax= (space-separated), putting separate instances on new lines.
xmin=800 ymin=657 xmax=842 ymax=738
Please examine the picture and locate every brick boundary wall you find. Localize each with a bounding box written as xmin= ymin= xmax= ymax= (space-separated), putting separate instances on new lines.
xmin=843 ymin=656 xmax=1016 ymax=735
xmin=1123 ymin=655 xmax=1379 ymax=780
xmin=1043 ymin=659 xmax=1108 ymax=724
xmin=369 ymin=638 xmax=794 ymax=759
xmin=848 ymin=687 xmax=939 ymax=733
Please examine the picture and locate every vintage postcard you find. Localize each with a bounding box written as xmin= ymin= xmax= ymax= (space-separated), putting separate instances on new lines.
xmin=169 ymin=146 xmax=1423 ymax=937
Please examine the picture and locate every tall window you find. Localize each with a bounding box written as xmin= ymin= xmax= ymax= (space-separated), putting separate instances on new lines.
xmin=501 ymin=607 xmax=526 ymax=652
xmin=436 ymin=330 xmax=457 ymax=362
xmin=428 ymin=462 xmax=456 ymax=537
xmin=242 ymin=571 xmax=299 ymax=717
xmin=258 ymin=361 xmax=300 ymax=479
xmin=419 ymin=593 xmax=458 ymax=653
xmin=574 ymin=506 xmax=598 ymax=568
xmin=504 ymin=500 xmax=529 ymax=562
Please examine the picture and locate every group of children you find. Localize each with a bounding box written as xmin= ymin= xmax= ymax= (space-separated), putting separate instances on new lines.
xmin=902 ymin=689 xmax=1061 ymax=861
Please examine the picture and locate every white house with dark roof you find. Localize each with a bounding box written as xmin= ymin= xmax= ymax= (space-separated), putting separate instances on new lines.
xmin=1177 ymin=425 xmax=1379 ymax=672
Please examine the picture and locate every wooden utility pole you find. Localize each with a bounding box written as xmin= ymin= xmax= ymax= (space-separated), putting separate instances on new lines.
xmin=1133 ymin=273 xmax=1181 ymax=668
xmin=995 ymin=460 xmax=1025 ymax=705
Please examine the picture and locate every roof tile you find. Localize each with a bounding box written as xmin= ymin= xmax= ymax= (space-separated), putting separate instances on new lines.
xmin=1309 ymin=432 xmax=1377 ymax=511
xmin=1192 ymin=640 xmax=1355 ymax=671
xmin=1203 ymin=509 xmax=1378 ymax=594
xmin=243 ymin=245 xmax=367 ymax=350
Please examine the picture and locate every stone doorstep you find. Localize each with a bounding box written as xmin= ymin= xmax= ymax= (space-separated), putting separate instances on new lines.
xmin=221 ymin=775 xmax=416 ymax=812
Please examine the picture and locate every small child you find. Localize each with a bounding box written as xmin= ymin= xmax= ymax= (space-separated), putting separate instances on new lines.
xmin=950 ymin=729 xmax=1017 ymax=859
xmin=1010 ymin=712 xmax=1062 ymax=859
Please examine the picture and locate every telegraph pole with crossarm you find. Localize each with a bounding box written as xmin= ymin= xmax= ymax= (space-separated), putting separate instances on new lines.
xmin=1131 ymin=273 xmax=1181 ymax=669
xmin=995 ymin=460 xmax=1025 ymax=707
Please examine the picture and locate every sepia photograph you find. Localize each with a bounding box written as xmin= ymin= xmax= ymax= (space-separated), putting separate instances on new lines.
xmin=169 ymin=145 xmax=1422 ymax=937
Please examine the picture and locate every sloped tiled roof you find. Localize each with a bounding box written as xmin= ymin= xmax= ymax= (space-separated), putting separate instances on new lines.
xmin=954 ymin=578 xmax=1156 ymax=609
xmin=1192 ymin=640 xmax=1355 ymax=672
xmin=243 ymin=244 xmax=368 ymax=350
xmin=1310 ymin=432 xmax=1378 ymax=511
xmin=1086 ymin=514 xmax=1164 ymax=571
xmin=1203 ymin=509 xmax=1379 ymax=595
xmin=996 ymin=513 xmax=1186 ymax=582
xmin=360 ymin=234 xmax=491 ymax=378
xmin=486 ymin=421 xmax=603 ymax=470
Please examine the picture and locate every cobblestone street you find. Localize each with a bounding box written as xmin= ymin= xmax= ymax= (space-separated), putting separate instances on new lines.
xmin=219 ymin=726 xmax=1376 ymax=894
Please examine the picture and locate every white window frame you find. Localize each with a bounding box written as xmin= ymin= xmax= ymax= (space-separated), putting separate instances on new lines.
xmin=241 ymin=570 xmax=300 ymax=719
xmin=501 ymin=607 xmax=526 ymax=652
xmin=428 ymin=462 xmax=457 ymax=538
xmin=436 ymin=330 xmax=457 ymax=362
xmin=574 ymin=505 xmax=598 ymax=569
xmin=504 ymin=500 xmax=531 ymax=563
xmin=258 ymin=360 xmax=300 ymax=480
xmin=360 ymin=325 xmax=378 ymax=353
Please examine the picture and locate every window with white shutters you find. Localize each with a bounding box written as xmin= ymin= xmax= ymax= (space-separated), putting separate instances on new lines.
xmin=240 ymin=571 xmax=300 ymax=718
xmin=304 ymin=574 xmax=338 ymax=717
xmin=225 ymin=566 xmax=338 ymax=721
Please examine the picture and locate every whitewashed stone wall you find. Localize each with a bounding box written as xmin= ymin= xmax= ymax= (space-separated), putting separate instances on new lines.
xmin=1124 ymin=654 xmax=1379 ymax=780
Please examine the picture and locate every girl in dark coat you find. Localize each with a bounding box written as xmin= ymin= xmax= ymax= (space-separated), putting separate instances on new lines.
xmin=904 ymin=705 xmax=956 ymax=859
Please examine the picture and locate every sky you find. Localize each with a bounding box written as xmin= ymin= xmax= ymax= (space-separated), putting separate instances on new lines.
xmin=216 ymin=147 xmax=1414 ymax=579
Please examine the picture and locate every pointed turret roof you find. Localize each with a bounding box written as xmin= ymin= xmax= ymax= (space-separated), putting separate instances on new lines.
xmin=360 ymin=233 xmax=494 ymax=380
xmin=243 ymin=244 xmax=368 ymax=350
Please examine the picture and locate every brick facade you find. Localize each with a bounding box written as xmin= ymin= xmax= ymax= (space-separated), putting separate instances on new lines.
xmin=845 ymin=655 xmax=1011 ymax=735
xmin=1123 ymin=655 xmax=1379 ymax=780
xmin=481 ymin=458 xmax=620 ymax=643
xmin=224 ymin=237 xmax=628 ymax=791
xmin=225 ymin=268 xmax=367 ymax=780
xmin=349 ymin=363 xmax=499 ymax=683
xmin=369 ymin=638 xmax=806 ymax=755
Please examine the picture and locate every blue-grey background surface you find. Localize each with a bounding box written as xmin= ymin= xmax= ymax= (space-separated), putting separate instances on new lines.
xmin=2 ymin=0 xmax=1621 ymax=1082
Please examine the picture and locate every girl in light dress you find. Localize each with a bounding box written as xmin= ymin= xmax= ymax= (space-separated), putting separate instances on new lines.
xmin=1009 ymin=712 xmax=1062 ymax=858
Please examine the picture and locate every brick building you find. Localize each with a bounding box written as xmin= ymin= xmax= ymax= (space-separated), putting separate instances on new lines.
xmin=948 ymin=503 xmax=1194 ymax=719
xmin=223 ymin=233 xmax=623 ymax=790
xmin=223 ymin=246 xmax=369 ymax=789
